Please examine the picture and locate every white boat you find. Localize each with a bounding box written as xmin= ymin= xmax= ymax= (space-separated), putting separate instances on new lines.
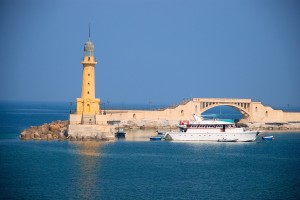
xmin=164 ymin=114 xmax=259 ymax=142
xmin=262 ymin=136 xmax=274 ymax=140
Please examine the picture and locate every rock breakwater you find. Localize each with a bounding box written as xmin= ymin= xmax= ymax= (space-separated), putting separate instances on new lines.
xmin=19 ymin=120 xmax=114 ymax=141
xmin=20 ymin=120 xmax=69 ymax=140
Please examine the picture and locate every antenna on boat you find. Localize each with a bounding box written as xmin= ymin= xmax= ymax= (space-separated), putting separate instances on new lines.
xmin=193 ymin=114 xmax=202 ymax=122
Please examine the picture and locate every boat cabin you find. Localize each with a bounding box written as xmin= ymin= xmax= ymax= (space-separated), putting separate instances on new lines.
xmin=178 ymin=121 xmax=235 ymax=133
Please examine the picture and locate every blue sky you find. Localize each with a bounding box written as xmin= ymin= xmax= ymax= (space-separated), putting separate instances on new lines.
xmin=0 ymin=0 xmax=299 ymax=108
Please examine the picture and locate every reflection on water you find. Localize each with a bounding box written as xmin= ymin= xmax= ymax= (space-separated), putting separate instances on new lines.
xmin=71 ymin=141 xmax=105 ymax=156
xmin=69 ymin=141 xmax=107 ymax=199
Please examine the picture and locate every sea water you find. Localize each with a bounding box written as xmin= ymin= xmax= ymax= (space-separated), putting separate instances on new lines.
xmin=0 ymin=102 xmax=299 ymax=200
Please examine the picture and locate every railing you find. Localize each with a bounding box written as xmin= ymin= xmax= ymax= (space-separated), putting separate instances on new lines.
xmin=157 ymin=98 xmax=192 ymax=111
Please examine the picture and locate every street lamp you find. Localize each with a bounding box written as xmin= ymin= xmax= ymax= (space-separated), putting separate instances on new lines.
xmin=69 ymin=102 xmax=73 ymax=114
xmin=107 ymin=100 xmax=110 ymax=110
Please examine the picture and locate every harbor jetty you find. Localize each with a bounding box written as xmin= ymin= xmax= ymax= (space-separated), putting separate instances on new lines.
xmin=19 ymin=119 xmax=300 ymax=141
xmin=19 ymin=120 xmax=113 ymax=141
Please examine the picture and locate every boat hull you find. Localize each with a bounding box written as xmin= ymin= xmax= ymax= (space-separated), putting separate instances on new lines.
xmin=165 ymin=131 xmax=258 ymax=142
xmin=150 ymin=136 xmax=162 ymax=141
xmin=262 ymin=136 xmax=274 ymax=140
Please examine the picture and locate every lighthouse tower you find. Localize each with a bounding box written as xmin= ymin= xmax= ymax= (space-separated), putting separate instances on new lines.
xmin=76 ymin=30 xmax=100 ymax=119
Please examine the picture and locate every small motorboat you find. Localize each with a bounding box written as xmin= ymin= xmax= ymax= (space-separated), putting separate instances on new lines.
xmin=150 ymin=136 xmax=162 ymax=141
xmin=156 ymin=131 xmax=167 ymax=137
xmin=262 ymin=136 xmax=274 ymax=140
xmin=115 ymin=128 xmax=126 ymax=138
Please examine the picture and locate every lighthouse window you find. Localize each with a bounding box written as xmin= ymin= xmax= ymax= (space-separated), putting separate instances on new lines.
xmin=88 ymin=74 xmax=90 ymax=76
xmin=87 ymin=91 xmax=90 ymax=94
xmin=88 ymin=82 xmax=90 ymax=85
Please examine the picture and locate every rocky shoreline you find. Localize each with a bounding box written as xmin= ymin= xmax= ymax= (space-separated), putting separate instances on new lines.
xmin=19 ymin=120 xmax=69 ymax=140
xmin=19 ymin=120 xmax=114 ymax=141
xmin=19 ymin=120 xmax=300 ymax=141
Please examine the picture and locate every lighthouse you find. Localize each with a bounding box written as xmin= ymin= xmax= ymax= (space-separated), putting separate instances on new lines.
xmin=76 ymin=29 xmax=100 ymax=119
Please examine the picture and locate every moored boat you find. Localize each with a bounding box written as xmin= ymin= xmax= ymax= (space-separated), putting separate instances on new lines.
xmin=262 ymin=136 xmax=274 ymax=140
xmin=115 ymin=128 xmax=126 ymax=138
xmin=150 ymin=136 xmax=162 ymax=141
xmin=164 ymin=114 xmax=259 ymax=142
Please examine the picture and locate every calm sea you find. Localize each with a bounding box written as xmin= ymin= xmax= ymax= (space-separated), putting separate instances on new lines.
xmin=0 ymin=102 xmax=299 ymax=200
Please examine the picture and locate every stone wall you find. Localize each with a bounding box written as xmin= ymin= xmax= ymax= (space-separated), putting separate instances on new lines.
xmin=68 ymin=98 xmax=300 ymax=135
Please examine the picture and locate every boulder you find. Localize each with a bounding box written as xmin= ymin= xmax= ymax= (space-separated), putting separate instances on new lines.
xmin=24 ymin=131 xmax=31 ymax=140
xmin=47 ymin=134 xmax=53 ymax=140
xmin=20 ymin=131 xmax=27 ymax=139
xmin=41 ymin=124 xmax=50 ymax=134
xmin=34 ymin=132 xmax=40 ymax=138
xmin=58 ymin=132 xmax=65 ymax=139
xmin=50 ymin=123 xmax=60 ymax=132
xmin=40 ymin=134 xmax=47 ymax=140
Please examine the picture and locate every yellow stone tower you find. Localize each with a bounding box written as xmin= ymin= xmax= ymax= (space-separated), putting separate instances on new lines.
xmin=76 ymin=30 xmax=100 ymax=115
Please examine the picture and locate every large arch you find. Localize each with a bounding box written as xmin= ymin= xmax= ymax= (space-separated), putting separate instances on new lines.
xmin=199 ymin=103 xmax=251 ymax=121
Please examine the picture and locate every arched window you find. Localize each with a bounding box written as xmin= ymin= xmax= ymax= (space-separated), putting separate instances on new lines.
xmin=195 ymin=105 xmax=198 ymax=113
xmin=265 ymin=111 xmax=268 ymax=117
xmin=181 ymin=110 xmax=184 ymax=116
xmin=255 ymin=107 xmax=258 ymax=112
xmin=133 ymin=114 xmax=136 ymax=119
